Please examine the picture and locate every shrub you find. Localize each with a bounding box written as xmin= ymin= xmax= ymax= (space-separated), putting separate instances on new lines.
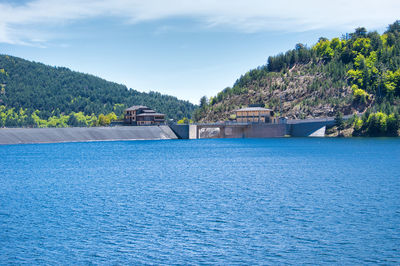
xmin=366 ymin=112 xmax=387 ymax=136
xmin=352 ymin=85 xmax=369 ymax=104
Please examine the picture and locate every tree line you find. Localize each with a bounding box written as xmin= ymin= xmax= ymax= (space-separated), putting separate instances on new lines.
xmin=0 ymin=105 xmax=120 ymax=128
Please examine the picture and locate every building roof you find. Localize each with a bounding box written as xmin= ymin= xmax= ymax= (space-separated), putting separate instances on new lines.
xmin=125 ymin=105 xmax=149 ymax=111
xmin=136 ymin=113 xmax=165 ymax=117
xmin=234 ymin=107 xmax=273 ymax=112
xmin=142 ymin=109 xmax=156 ymax=113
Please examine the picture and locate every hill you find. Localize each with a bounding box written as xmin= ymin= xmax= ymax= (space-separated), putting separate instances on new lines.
xmin=0 ymin=55 xmax=195 ymax=127
xmin=195 ymin=21 xmax=400 ymax=136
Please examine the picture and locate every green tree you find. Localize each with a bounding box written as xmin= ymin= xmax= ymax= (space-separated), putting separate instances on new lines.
xmin=386 ymin=113 xmax=400 ymax=136
xmin=177 ymin=117 xmax=192 ymax=124
xmin=350 ymin=27 xmax=367 ymax=38
xmin=97 ymin=114 xmax=109 ymax=126
xmin=335 ymin=111 xmax=344 ymax=134
xmin=366 ymin=112 xmax=387 ymax=136
xmin=200 ymin=96 xmax=208 ymax=109
xmin=386 ymin=20 xmax=400 ymax=34
xmin=68 ymin=114 xmax=79 ymax=127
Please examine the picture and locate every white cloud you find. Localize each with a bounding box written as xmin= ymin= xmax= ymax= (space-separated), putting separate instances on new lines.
xmin=0 ymin=0 xmax=399 ymax=45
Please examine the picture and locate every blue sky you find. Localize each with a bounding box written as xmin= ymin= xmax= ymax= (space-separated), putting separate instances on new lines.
xmin=0 ymin=0 xmax=399 ymax=104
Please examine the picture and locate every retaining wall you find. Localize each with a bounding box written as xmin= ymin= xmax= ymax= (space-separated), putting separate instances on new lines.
xmin=169 ymin=124 xmax=189 ymax=139
xmin=288 ymin=121 xmax=333 ymax=137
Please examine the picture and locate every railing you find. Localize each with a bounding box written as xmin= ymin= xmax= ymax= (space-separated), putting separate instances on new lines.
xmin=176 ymin=121 xmax=275 ymax=126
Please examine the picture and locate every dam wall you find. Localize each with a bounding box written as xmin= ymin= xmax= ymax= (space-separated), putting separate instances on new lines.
xmin=174 ymin=118 xmax=337 ymax=139
xmin=0 ymin=119 xmax=336 ymax=145
xmin=0 ymin=125 xmax=177 ymax=145
xmin=193 ymin=123 xmax=287 ymax=139
xmin=243 ymin=124 xmax=287 ymax=138
xmin=169 ymin=124 xmax=190 ymax=139
xmin=288 ymin=119 xmax=335 ymax=137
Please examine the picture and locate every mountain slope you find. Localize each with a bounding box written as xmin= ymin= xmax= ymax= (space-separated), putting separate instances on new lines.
xmin=200 ymin=62 xmax=354 ymax=121
xmin=0 ymin=55 xmax=195 ymax=126
xmin=195 ymin=21 xmax=400 ymax=126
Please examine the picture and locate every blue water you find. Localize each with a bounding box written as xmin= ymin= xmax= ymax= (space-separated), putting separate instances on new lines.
xmin=1 ymin=138 xmax=400 ymax=264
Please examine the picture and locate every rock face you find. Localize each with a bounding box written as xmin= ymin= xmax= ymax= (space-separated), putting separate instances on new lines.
xmin=0 ymin=126 xmax=177 ymax=145
xmin=200 ymin=63 xmax=370 ymax=123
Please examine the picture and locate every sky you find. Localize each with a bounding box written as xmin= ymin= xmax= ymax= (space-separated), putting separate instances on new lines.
xmin=0 ymin=0 xmax=399 ymax=104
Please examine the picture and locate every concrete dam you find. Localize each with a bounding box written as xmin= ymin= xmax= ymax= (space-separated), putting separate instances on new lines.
xmin=170 ymin=118 xmax=336 ymax=139
xmin=0 ymin=118 xmax=336 ymax=145
xmin=0 ymin=125 xmax=177 ymax=145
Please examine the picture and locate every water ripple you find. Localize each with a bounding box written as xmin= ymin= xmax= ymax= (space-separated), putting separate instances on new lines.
xmin=0 ymin=138 xmax=400 ymax=264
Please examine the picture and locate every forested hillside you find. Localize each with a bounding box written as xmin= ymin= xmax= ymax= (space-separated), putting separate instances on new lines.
xmin=195 ymin=21 xmax=400 ymax=136
xmin=0 ymin=55 xmax=195 ymax=127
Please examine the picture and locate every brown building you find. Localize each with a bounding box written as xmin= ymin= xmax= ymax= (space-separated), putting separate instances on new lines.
xmin=124 ymin=106 xmax=165 ymax=125
xmin=234 ymin=107 xmax=276 ymax=123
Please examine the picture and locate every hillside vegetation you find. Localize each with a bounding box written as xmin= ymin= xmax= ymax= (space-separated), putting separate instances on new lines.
xmin=0 ymin=55 xmax=195 ymax=127
xmin=195 ymin=21 xmax=400 ymax=136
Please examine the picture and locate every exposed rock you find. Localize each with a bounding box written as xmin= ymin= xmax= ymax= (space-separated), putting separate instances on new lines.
xmin=200 ymin=63 xmax=372 ymax=122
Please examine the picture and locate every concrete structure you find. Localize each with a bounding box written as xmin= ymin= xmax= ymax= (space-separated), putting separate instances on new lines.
xmin=189 ymin=125 xmax=198 ymax=139
xmin=234 ymin=107 xmax=277 ymax=124
xmin=0 ymin=117 xmax=342 ymax=145
xmin=169 ymin=122 xmax=288 ymax=139
xmin=287 ymin=118 xmax=336 ymax=137
xmin=124 ymin=106 xmax=165 ymax=125
xmin=0 ymin=126 xmax=177 ymax=145
xmin=171 ymin=117 xmax=339 ymax=139
xmin=182 ymin=123 xmax=286 ymax=139
xmin=169 ymin=124 xmax=189 ymax=139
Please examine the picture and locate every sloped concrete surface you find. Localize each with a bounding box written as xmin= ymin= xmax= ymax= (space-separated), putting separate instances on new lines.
xmin=0 ymin=126 xmax=177 ymax=145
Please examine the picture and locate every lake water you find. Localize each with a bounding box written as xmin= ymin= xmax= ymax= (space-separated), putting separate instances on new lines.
xmin=1 ymin=138 xmax=400 ymax=264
